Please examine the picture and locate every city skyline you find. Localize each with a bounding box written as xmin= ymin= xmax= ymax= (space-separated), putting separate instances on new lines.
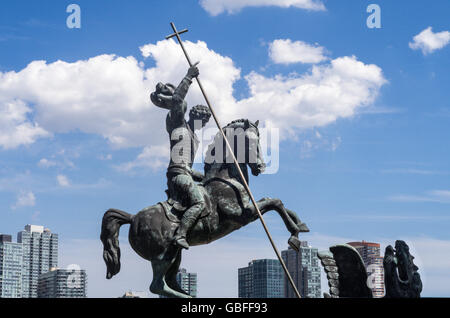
xmin=0 ymin=223 xmax=87 ymax=298
xmin=1 ymin=0 xmax=449 ymax=297
xmin=239 ymin=242 xmax=322 ymax=298
xmin=0 ymin=224 xmax=425 ymax=298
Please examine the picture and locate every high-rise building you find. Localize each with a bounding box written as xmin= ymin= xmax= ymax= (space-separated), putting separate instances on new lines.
xmin=37 ymin=267 xmax=87 ymax=298
xmin=0 ymin=235 xmax=23 ymax=298
xmin=238 ymin=259 xmax=284 ymax=298
xmin=347 ymin=241 xmax=384 ymax=298
xmin=281 ymin=242 xmax=321 ymax=298
xmin=17 ymin=225 xmax=58 ymax=298
xmin=177 ymin=268 xmax=197 ymax=298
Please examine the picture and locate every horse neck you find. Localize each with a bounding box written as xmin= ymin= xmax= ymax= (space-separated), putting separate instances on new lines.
xmin=227 ymin=162 xmax=249 ymax=185
xmin=204 ymin=125 xmax=250 ymax=186
xmin=204 ymin=161 xmax=249 ymax=187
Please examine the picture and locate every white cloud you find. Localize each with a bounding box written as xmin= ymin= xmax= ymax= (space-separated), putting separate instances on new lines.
xmin=269 ymin=39 xmax=328 ymax=64
xmin=409 ymin=27 xmax=450 ymax=55
xmin=389 ymin=189 xmax=450 ymax=203
xmin=199 ymin=0 xmax=326 ymax=16
xmin=0 ymin=55 xmax=155 ymax=149
xmin=0 ymin=99 xmax=49 ymax=149
xmin=140 ymin=39 xmax=241 ymax=125
xmin=1 ymin=39 xmax=386 ymax=171
xmin=115 ymin=145 xmax=169 ymax=172
xmin=37 ymin=151 xmax=77 ymax=170
xmin=38 ymin=158 xmax=57 ymax=168
xmin=56 ymin=174 xmax=70 ymax=187
xmin=12 ymin=190 xmax=36 ymax=209
xmin=298 ymin=131 xmax=342 ymax=159
xmin=142 ymin=41 xmax=386 ymax=141
xmin=238 ymin=56 xmax=386 ymax=136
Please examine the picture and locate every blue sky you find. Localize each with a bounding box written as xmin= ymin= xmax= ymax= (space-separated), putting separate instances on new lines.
xmin=1 ymin=0 xmax=450 ymax=297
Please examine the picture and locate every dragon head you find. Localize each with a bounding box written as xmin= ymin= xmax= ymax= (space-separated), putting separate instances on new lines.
xmin=383 ymin=240 xmax=422 ymax=298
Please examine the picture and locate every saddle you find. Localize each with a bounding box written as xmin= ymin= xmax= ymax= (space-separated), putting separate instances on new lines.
xmin=159 ymin=195 xmax=210 ymax=224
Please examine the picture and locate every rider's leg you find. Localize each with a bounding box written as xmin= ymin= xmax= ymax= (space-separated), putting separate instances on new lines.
xmin=173 ymin=175 xmax=206 ymax=249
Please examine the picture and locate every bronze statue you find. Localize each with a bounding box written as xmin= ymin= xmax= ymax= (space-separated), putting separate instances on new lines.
xmin=100 ymin=114 xmax=308 ymax=297
xmin=150 ymin=63 xmax=212 ymax=250
xmin=100 ymin=63 xmax=309 ymax=298
xmin=101 ymin=23 xmax=309 ymax=298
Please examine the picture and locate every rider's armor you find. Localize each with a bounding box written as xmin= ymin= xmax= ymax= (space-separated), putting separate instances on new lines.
xmin=163 ymin=74 xmax=206 ymax=249
xmin=166 ymin=76 xmax=199 ymax=172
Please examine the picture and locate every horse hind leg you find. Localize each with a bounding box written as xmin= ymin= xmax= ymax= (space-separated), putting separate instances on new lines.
xmin=149 ymin=249 xmax=192 ymax=298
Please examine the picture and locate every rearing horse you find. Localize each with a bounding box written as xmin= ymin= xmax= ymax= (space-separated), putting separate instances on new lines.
xmin=100 ymin=119 xmax=309 ymax=298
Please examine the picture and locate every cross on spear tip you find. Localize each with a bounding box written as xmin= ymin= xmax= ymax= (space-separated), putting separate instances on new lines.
xmin=165 ymin=22 xmax=302 ymax=299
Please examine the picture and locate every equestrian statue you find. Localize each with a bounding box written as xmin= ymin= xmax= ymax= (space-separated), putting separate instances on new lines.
xmin=100 ymin=63 xmax=309 ymax=298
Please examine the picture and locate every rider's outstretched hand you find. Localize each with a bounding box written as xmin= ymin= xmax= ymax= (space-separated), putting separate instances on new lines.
xmin=187 ymin=62 xmax=200 ymax=79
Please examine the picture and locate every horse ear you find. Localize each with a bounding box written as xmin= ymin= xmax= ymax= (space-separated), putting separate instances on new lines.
xmin=255 ymin=120 xmax=259 ymax=127
xmin=244 ymin=119 xmax=250 ymax=129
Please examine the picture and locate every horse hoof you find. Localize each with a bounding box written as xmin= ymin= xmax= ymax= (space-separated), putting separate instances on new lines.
xmin=288 ymin=236 xmax=301 ymax=252
xmin=298 ymin=222 xmax=310 ymax=233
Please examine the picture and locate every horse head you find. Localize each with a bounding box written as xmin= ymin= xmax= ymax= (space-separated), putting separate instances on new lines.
xmin=243 ymin=119 xmax=265 ymax=176
xmin=204 ymin=118 xmax=266 ymax=177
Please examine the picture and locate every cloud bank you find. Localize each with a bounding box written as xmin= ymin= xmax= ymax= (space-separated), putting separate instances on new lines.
xmin=0 ymin=38 xmax=386 ymax=171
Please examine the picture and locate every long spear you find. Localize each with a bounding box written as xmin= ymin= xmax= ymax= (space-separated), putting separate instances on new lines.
xmin=165 ymin=22 xmax=302 ymax=299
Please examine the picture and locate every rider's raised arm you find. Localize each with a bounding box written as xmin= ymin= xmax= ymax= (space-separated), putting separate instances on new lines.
xmin=170 ymin=64 xmax=199 ymax=121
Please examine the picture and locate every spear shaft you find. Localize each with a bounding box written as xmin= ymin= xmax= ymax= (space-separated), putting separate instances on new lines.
xmin=166 ymin=22 xmax=302 ymax=299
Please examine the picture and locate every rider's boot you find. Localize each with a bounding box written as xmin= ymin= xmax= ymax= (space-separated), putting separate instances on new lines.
xmin=174 ymin=202 xmax=205 ymax=250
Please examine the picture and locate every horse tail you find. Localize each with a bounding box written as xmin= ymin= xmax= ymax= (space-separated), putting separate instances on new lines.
xmin=100 ymin=208 xmax=133 ymax=279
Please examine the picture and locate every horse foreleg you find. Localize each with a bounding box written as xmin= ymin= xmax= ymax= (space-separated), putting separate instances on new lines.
xmin=286 ymin=208 xmax=309 ymax=233
xmin=247 ymin=198 xmax=307 ymax=252
xmin=247 ymin=198 xmax=298 ymax=235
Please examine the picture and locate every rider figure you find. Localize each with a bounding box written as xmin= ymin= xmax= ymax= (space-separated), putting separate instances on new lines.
xmin=150 ymin=63 xmax=212 ymax=250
